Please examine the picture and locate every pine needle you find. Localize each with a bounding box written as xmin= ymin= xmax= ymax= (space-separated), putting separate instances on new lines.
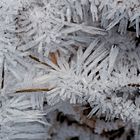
xmin=15 ymin=88 xmax=53 ymax=93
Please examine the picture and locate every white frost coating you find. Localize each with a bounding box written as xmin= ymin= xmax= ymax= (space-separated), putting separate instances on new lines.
xmin=108 ymin=45 xmax=119 ymax=74
xmin=0 ymin=0 xmax=140 ymax=139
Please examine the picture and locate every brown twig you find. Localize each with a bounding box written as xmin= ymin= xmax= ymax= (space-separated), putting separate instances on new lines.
xmin=1 ymin=58 xmax=5 ymax=89
xmin=29 ymin=52 xmax=58 ymax=69
xmin=16 ymin=88 xmax=52 ymax=93
xmin=29 ymin=55 xmax=49 ymax=67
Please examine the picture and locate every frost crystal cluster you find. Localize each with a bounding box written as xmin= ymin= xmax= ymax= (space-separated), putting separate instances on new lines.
xmin=0 ymin=0 xmax=140 ymax=140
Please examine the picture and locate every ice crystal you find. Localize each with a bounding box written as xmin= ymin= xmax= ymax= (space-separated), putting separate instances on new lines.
xmin=0 ymin=0 xmax=140 ymax=139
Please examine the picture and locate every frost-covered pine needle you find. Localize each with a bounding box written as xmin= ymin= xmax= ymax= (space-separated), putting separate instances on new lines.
xmin=0 ymin=0 xmax=140 ymax=139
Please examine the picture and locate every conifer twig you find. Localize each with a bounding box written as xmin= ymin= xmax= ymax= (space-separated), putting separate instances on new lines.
xmin=15 ymin=87 xmax=53 ymax=93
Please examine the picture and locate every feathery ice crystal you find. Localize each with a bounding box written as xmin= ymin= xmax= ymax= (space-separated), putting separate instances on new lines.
xmin=0 ymin=0 xmax=140 ymax=139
